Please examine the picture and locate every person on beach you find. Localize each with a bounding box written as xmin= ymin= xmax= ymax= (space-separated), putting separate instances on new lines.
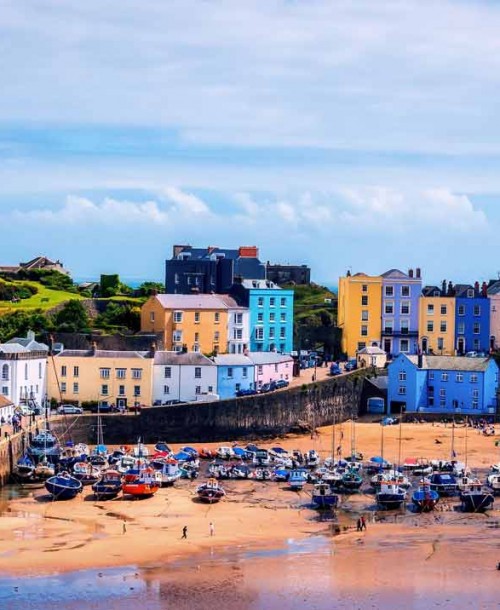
xmin=122 ymin=521 xmax=127 ymax=534
xmin=210 ymin=522 xmax=215 ymax=537
xmin=356 ymin=518 xmax=362 ymax=532
xmin=361 ymin=516 xmax=367 ymax=531
xmin=182 ymin=526 xmax=188 ymax=539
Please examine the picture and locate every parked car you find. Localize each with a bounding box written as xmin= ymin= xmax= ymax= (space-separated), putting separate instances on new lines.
xmin=274 ymin=379 xmax=289 ymax=389
xmin=330 ymin=363 xmax=342 ymax=376
xmin=259 ymin=382 xmax=277 ymax=393
xmin=236 ymin=388 xmax=258 ymax=397
xmin=381 ymin=416 xmax=399 ymax=426
xmin=90 ymin=404 xmax=117 ymax=413
xmin=57 ymin=404 xmax=83 ymax=415
xmin=344 ymin=359 xmax=358 ymax=372
xmin=15 ymin=405 xmax=34 ymax=417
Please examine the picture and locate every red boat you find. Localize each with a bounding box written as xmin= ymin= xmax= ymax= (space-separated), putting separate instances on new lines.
xmin=122 ymin=468 xmax=160 ymax=498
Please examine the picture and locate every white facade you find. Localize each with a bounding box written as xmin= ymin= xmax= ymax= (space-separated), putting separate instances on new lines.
xmin=0 ymin=332 xmax=48 ymax=408
xmin=153 ymin=351 xmax=218 ymax=403
xmin=227 ymin=307 xmax=250 ymax=354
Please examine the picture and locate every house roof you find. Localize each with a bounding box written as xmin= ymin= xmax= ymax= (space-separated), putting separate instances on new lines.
xmin=0 ymin=344 xmax=30 ymax=355
xmin=240 ymin=279 xmax=281 ymax=290
xmin=6 ymin=338 xmax=48 ymax=351
xmin=154 ymin=352 xmax=215 ymax=366
xmin=56 ymin=350 xmax=150 ymax=359
xmin=247 ymin=352 xmax=293 ymax=365
xmin=0 ymin=395 xmax=13 ymax=408
xmin=213 ymin=354 xmax=254 ymax=366
xmin=381 ymin=268 xmax=410 ymax=279
xmin=153 ymin=294 xmax=237 ymax=310
xmin=487 ymin=280 xmax=500 ymax=295
xmin=357 ymin=346 xmax=386 ymax=355
xmin=405 ymin=355 xmax=492 ymax=372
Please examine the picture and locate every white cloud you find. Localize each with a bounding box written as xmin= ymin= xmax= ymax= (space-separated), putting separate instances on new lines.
xmin=161 ymin=187 xmax=210 ymax=215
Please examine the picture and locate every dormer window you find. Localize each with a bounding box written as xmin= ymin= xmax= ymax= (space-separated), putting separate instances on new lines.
xmin=467 ymin=289 xmax=474 ymax=298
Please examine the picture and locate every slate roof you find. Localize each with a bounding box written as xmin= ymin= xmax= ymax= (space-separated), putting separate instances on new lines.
xmin=154 ymin=352 xmax=215 ymax=366
xmin=56 ymin=350 xmax=150 ymax=359
xmin=357 ymin=346 xmax=386 ymax=355
xmin=213 ymin=354 xmax=254 ymax=366
xmin=0 ymin=344 xmax=30 ymax=354
xmin=154 ymin=294 xmax=238 ymax=310
xmin=487 ymin=280 xmax=500 ymax=296
xmin=247 ymin=352 xmax=293 ymax=365
xmin=6 ymin=338 xmax=48 ymax=351
xmin=406 ymin=355 xmax=492 ymax=372
xmin=381 ymin=268 xmax=410 ymax=279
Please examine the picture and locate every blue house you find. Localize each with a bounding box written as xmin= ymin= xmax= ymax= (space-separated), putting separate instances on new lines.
xmin=454 ymin=284 xmax=490 ymax=355
xmin=213 ymin=354 xmax=255 ymax=399
xmin=230 ymin=279 xmax=294 ymax=353
xmin=381 ymin=268 xmax=422 ymax=357
xmin=388 ymin=353 xmax=499 ymax=415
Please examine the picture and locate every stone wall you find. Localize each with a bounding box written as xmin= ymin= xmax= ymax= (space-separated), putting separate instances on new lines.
xmin=0 ymin=432 xmax=29 ymax=486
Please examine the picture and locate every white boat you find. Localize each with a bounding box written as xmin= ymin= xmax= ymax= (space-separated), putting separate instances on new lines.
xmin=457 ymin=475 xmax=482 ymax=493
xmin=487 ymin=472 xmax=500 ymax=494
xmin=216 ymin=446 xmax=235 ymax=460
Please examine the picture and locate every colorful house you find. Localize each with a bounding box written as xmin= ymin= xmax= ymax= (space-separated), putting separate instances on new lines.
xmin=381 ymin=269 xmax=422 ymax=356
xmin=487 ymin=280 xmax=500 ymax=351
xmin=213 ymin=354 xmax=255 ymax=399
xmin=230 ymin=279 xmax=294 ymax=353
xmin=454 ymin=284 xmax=490 ymax=354
xmin=47 ymin=347 xmax=154 ymax=408
xmin=247 ymin=352 xmax=294 ymax=389
xmin=152 ymin=352 xmax=217 ymax=403
xmin=388 ymin=353 xmax=499 ymax=415
xmin=338 ymin=272 xmax=383 ymax=358
xmin=419 ymin=284 xmax=456 ymax=356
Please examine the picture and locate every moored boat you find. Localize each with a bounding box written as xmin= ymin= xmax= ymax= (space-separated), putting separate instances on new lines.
xmin=196 ymin=478 xmax=226 ymax=503
xmin=72 ymin=461 xmax=101 ymax=485
xmin=150 ymin=458 xmax=181 ymax=486
xmin=14 ymin=454 xmax=35 ymax=481
xmin=288 ymin=468 xmax=308 ymax=490
xmin=34 ymin=458 xmax=56 ymax=480
xmin=376 ymin=481 xmax=406 ymax=509
xmin=486 ymin=472 xmax=500 ymax=495
xmin=45 ymin=472 xmax=83 ymax=500
xmin=460 ymin=488 xmax=494 ymax=513
xmin=429 ymin=472 xmax=458 ymax=496
xmin=412 ymin=482 xmax=439 ymax=512
xmin=341 ymin=469 xmax=363 ymax=491
xmin=311 ymin=482 xmax=339 ymax=509
xmin=92 ymin=470 xmax=123 ymax=500
xmin=122 ymin=468 xmax=159 ymax=498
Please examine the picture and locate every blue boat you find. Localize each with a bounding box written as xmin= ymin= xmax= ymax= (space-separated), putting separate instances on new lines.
xmin=45 ymin=472 xmax=83 ymax=500
xmin=429 ymin=472 xmax=458 ymax=496
xmin=341 ymin=469 xmax=363 ymax=491
xmin=376 ymin=481 xmax=406 ymax=509
xmin=460 ymin=489 xmax=494 ymax=513
xmin=312 ymin=482 xmax=339 ymax=509
xmin=288 ymin=469 xmax=308 ymax=490
xmin=92 ymin=470 xmax=123 ymax=500
xmin=412 ymin=483 xmax=440 ymax=512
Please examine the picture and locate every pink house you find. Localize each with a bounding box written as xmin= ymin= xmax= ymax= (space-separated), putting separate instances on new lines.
xmin=247 ymin=352 xmax=294 ymax=388
xmin=488 ymin=281 xmax=500 ymax=350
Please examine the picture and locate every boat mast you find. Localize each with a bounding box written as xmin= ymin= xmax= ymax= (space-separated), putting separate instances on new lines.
xmin=332 ymin=401 xmax=336 ymax=461
xmin=350 ymin=416 xmax=356 ymax=458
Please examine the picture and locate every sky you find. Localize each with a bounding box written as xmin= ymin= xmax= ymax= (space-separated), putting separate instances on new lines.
xmin=1 ymin=0 xmax=500 ymax=286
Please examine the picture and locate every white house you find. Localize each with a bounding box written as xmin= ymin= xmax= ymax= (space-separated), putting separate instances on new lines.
xmin=247 ymin=352 xmax=294 ymax=389
xmin=357 ymin=346 xmax=387 ymax=369
xmin=153 ymin=351 xmax=217 ymax=404
xmin=221 ymin=297 xmax=250 ymax=355
xmin=0 ymin=331 xmax=48 ymax=408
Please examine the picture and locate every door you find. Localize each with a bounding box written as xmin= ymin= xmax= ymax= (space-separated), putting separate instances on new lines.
xmin=117 ymin=398 xmax=127 ymax=408
xmin=383 ymin=339 xmax=391 ymax=354
xmin=421 ymin=337 xmax=428 ymax=354
xmin=457 ymin=337 xmax=465 ymax=355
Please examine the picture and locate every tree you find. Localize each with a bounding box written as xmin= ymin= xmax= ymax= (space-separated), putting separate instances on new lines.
xmin=137 ymin=281 xmax=165 ymax=296
xmin=100 ymin=274 xmax=121 ymax=298
xmin=0 ymin=310 xmax=53 ymax=342
xmin=54 ymin=300 xmax=90 ymax=332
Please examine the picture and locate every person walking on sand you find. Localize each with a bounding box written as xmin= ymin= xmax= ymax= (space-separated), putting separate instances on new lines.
xmin=122 ymin=520 xmax=127 ymax=534
xmin=356 ymin=518 xmax=362 ymax=532
xmin=209 ymin=522 xmax=215 ymax=537
xmin=182 ymin=525 xmax=188 ymax=539
xmin=361 ymin=516 xmax=367 ymax=531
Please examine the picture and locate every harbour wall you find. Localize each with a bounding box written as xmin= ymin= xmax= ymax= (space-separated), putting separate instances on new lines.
xmin=0 ymin=432 xmax=29 ymax=486
xmin=50 ymin=373 xmax=366 ymax=445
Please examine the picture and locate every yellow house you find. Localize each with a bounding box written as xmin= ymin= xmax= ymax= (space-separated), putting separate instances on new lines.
xmin=47 ymin=348 xmax=154 ymax=408
xmin=141 ymin=294 xmax=232 ymax=354
xmin=338 ymin=273 xmax=382 ymax=358
xmin=419 ymin=289 xmax=456 ymax=356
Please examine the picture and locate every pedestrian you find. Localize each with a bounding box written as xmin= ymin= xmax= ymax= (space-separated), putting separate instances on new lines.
xmin=209 ymin=522 xmax=215 ymax=537
xmin=361 ymin=516 xmax=367 ymax=531
xmin=182 ymin=525 xmax=188 ymax=539
xmin=122 ymin=520 xmax=127 ymax=534
xmin=356 ymin=518 xmax=362 ymax=532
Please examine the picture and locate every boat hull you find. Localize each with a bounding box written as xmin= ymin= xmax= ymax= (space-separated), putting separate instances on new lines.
xmin=122 ymin=482 xmax=159 ymax=497
xmin=460 ymin=492 xmax=494 ymax=513
xmin=312 ymin=493 xmax=339 ymax=509
xmin=412 ymin=490 xmax=439 ymax=512
xmin=45 ymin=476 xmax=83 ymax=500
xmin=92 ymin=482 xmax=122 ymax=500
xmin=377 ymin=493 xmax=405 ymax=510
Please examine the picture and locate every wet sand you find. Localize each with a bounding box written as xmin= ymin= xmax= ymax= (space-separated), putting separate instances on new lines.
xmin=1 ymin=422 xmax=499 ymax=608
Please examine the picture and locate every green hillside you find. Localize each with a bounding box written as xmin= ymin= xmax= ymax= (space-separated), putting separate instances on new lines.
xmin=0 ymin=279 xmax=83 ymax=314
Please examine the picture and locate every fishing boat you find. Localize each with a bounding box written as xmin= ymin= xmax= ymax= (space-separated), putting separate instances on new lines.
xmin=132 ymin=441 xmax=149 ymax=458
xmin=45 ymin=472 xmax=83 ymax=500
xmin=154 ymin=441 xmax=172 ymax=455
xmin=230 ymin=464 xmax=250 ymax=479
xmin=253 ymin=449 xmax=271 ymax=466
xmin=412 ymin=482 xmax=440 ymax=512
xmin=311 ymin=482 xmax=339 ymax=509
xmin=179 ymin=462 xmax=199 ymax=479
xmin=14 ymin=454 xmax=35 ymax=481
xmin=122 ymin=468 xmax=159 ymax=498
xmin=486 ymin=472 xmax=500 ymax=494
xmin=116 ymin=455 xmax=137 ymax=475
xmin=341 ymin=469 xmax=363 ymax=491
xmin=457 ymin=474 xmax=482 ymax=493
xmin=196 ymin=478 xmax=226 ymax=503
xmin=92 ymin=470 xmax=123 ymax=500
xmin=150 ymin=458 xmax=181 ymax=486
xmin=305 ymin=449 xmax=320 ymax=468
xmin=429 ymin=472 xmax=458 ymax=496
xmin=28 ymin=429 xmax=61 ymax=463
xmin=272 ymin=467 xmax=289 ymax=482
xmin=72 ymin=461 xmax=101 ymax=485
xmin=460 ymin=488 xmax=494 ymax=513
xmin=254 ymin=467 xmax=273 ymax=481
xmin=376 ymin=481 xmax=406 ymax=509
xmin=288 ymin=468 xmax=308 ymax=491
xmin=34 ymin=457 xmax=56 ymax=480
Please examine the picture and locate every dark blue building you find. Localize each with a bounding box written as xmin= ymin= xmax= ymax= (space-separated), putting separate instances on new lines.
xmin=165 ymin=245 xmax=265 ymax=294
xmin=454 ymin=284 xmax=490 ymax=355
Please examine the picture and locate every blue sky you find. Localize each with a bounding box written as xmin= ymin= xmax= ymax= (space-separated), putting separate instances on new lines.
xmin=1 ymin=0 xmax=500 ymax=286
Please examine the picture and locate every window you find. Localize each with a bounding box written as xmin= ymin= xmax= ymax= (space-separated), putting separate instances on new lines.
xmin=101 ymin=384 xmax=108 ymax=396
xmin=150 ymin=311 xmax=155 ymax=323
xmin=470 ymin=374 xmax=478 ymax=383
xmin=400 ymin=320 xmax=409 ymax=334
xmin=280 ymin=297 xmax=286 ymax=307
xmin=274 ymin=363 xmax=279 ymax=372
xmin=440 ymin=398 xmax=446 ymax=407
xmin=361 ymin=295 xmax=368 ymax=306
xmin=384 ymin=321 xmax=393 ymax=334
xmin=100 ymin=368 xmax=110 ymax=379
xmin=73 ymin=383 xmax=79 ymax=394
xmin=385 ymin=286 xmax=394 ymax=297
xmin=427 ymin=303 xmax=434 ymax=314
xmin=131 ymin=369 xmax=142 ymax=379
xmin=234 ymin=328 xmax=243 ymax=340
xmin=458 ymin=305 xmax=465 ymax=316
xmin=473 ymin=339 xmax=481 ymax=350
xmin=361 ymin=310 xmax=369 ymax=321
xmin=280 ymin=327 xmax=286 ymax=339
xmin=441 ymin=373 xmax=448 ymax=382
xmin=118 ymin=385 xmax=125 ymax=396
xmin=61 ymin=382 xmax=67 ymax=393
xmin=174 ymin=273 xmax=179 ymax=285
xmin=38 ymin=362 xmax=43 ymax=379
xmin=400 ymin=339 xmax=409 ymax=352
xmin=398 ymin=386 xmax=406 ymax=395
xmin=456 ymin=373 xmax=463 ymax=383
xmin=257 ymin=365 xmax=263 ymax=375
xmin=467 ymin=289 xmax=474 ymax=298
xmin=401 ymin=301 xmax=410 ymax=315
xmin=270 ymin=297 xmax=276 ymax=307
xmin=1 ymin=364 xmax=8 ymax=381
xmin=427 ymin=321 xmax=434 ymax=333
xmin=72 ymin=366 xmax=79 ymax=378
xmin=235 ymin=313 xmax=243 ymax=324
xmin=116 ymin=368 xmax=126 ymax=379
xmin=362 ymin=284 xmax=368 ymax=293
xmin=437 ymin=337 xmax=444 ymax=351
xmin=439 ymin=388 xmax=446 ymax=397
xmin=258 ymin=297 xmax=264 ymax=307
xmin=61 ymin=365 xmax=67 ymax=377
xmin=257 ymin=312 xmax=264 ymax=323
xmin=174 ymin=345 xmax=183 ymax=353
xmin=473 ymin=323 xmax=480 ymax=335
xmin=194 ymin=312 xmax=200 ymax=324
xmin=173 ymin=330 xmax=183 ymax=343
xmin=193 ymin=332 xmax=199 ymax=344
xmin=280 ymin=312 xmax=286 ymax=322
xmin=164 ymin=366 xmax=171 ymax=378
xmin=401 ymin=285 xmax=410 ymax=297
xmin=472 ymin=400 xmax=479 ymax=409
xmin=195 ymin=386 xmax=201 ymax=395
xmin=357 ymin=342 xmax=366 ymax=350
xmin=472 ymin=389 xmax=479 ymax=399
xmin=163 ymin=385 xmax=170 ymax=395
xmin=24 ymin=363 xmax=28 ymax=381
xmin=227 ymin=367 xmax=233 ymax=378
xmin=134 ymin=386 xmax=141 ymax=397
xmin=242 ymin=367 xmax=248 ymax=378
xmin=269 ymin=312 xmax=275 ymax=322
xmin=429 ymin=372 xmax=434 ymax=380
xmin=440 ymin=305 xmax=447 ymax=315
xmin=361 ymin=325 xmax=368 ymax=337
xmin=269 ymin=327 xmax=275 ymax=339
xmin=214 ymin=331 xmax=220 ymax=342
xmin=256 ymin=328 xmax=264 ymax=340
xmin=173 ymin=311 xmax=183 ymax=323
xmin=208 ymin=386 xmax=213 ymax=393
xmin=194 ymin=367 xmax=202 ymax=378
xmin=2 ymin=386 xmax=8 ymax=396
xmin=440 ymin=321 xmax=447 ymax=333
xmin=385 ymin=302 xmax=394 ymax=315
xmin=399 ymin=371 xmax=407 ymax=381
xmin=214 ymin=312 xmax=220 ymax=323
xmin=235 ymin=383 xmax=241 ymax=392
xmin=458 ymin=323 xmax=465 ymax=334
xmin=428 ymin=396 xmax=434 ymax=406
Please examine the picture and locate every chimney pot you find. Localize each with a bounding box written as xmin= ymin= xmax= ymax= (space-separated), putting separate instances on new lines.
xmin=416 ymin=267 xmax=421 ymax=279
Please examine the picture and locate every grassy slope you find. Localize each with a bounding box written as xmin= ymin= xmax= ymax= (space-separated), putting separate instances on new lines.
xmin=286 ymin=283 xmax=337 ymax=323
xmin=0 ymin=280 xmax=83 ymax=314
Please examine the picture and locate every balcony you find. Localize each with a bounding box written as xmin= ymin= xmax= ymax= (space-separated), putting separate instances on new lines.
xmin=382 ymin=329 xmax=418 ymax=337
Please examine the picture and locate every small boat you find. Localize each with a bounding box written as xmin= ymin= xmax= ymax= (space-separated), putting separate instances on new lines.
xmin=34 ymin=458 xmax=56 ymax=480
xmin=254 ymin=467 xmax=273 ymax=481
xmin=342 ymin=469 xmax=363 ymax=491
xmin=486 ymin=472 xmax=500 ymax=495
xmin=216 ymin=446 xmax=235 ymax=460
xmin=28 ymin=430 xmax=61 ymax=462
xmin=311 ymin=482 xmax=339 ymax=509
xmin=460 ymin=488 xmax=494 ymax=513
xmin=154 ymin=441 xmax=172 ymax=454
xmin=14 ymin=454 xmax=35 ymax=480
xmin=231 ymin=464 xmax=250 ymax=479
xmin=150 ymin=458 xmax=181 ymax=486
xmin=196 ymin=478 xmax=225 ymax=503
xmin=457 ymin=475 xmax=482 ymax=493
xmin=412 ymin=482 xmax=440 ymax=512
xmin=305 ymin=450 xmax=320 ymax=468
xmin=272 ymin=467 xmax=289 ymax=482
xmin=376 ymin=481 xmax=406 ymax=509
xmin=490 ymin=462 xmax=500 ymax=474
xmin=179 ymin=463 xmax=199 ymax=479
xmin=413 ymin=459 xmax=433 ymax=477
xmin=117 ymin=455 xmax=137 ymax=475
xmin=72 ymin=461 xmax=101 ymax=485
xmin=45 ymin=472 xmax=83 ymax=500
xmin=288 ymin=469 xmax=308 ymax=491
xmin=366 ymin=457 xmax=392 ymax=474
xmin=122 ymin=468 xmax=159 ymax=498
xmin=253 ymin=449 xmax=271 ymax=466
xmin=92 ymin=470 xmax=123 ymax=500
xmin=429 ymin=472 xmax=458 ymax=496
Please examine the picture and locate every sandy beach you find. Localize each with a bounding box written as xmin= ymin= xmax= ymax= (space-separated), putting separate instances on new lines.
xmin=0 ymin=421 xmax=499 ymax=608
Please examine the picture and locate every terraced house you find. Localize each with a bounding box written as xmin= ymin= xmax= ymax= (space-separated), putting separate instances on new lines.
xmin=454 ymin=283 xmax=490 ymax=355
xmin=419 ymin=282 xmax=456 ymax=356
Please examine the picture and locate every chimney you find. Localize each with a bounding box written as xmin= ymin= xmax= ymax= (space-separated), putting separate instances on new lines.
xmin=48 ymin=334 xmax=54 ymax=356
xmin=441 ymin=279 xmax=447 ymax=295
xmin=346 ymin=270 xmax=351 ymax=277
xmin=238 ymin=246 xmax=259 ymax=258
xmin=173 ymin=244 xmax=188 ymax=258
xmin=27 ymin=329 xmax=35 ymax=342
xmin=91 ymin=341 xmax=97 ymax=356
xmin=149 ymin=342 xmax=156 ymax=358
xmin=481 ymin=281 xmax=488 ymax=297
xmin=408 ymin=268 xmax=414 ymax=278
xmin=447 ymin=281 xmax=454 ymax=296
xmin=416 ymin=268 xmax=421 ymax=279
xmin=417 ymin=353 xmax=423 ymax=369
xmin=474 ymin=281 xmax=480 ymax=293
